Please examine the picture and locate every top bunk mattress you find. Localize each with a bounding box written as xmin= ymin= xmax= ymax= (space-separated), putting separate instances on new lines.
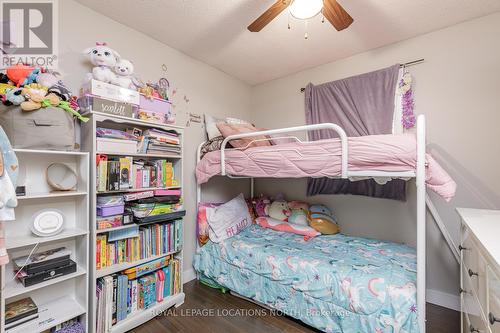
xmin=196 ymin=134 xmax=456 ymax=201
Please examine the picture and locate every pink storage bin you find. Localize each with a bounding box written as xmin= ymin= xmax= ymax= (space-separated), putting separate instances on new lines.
xmin=97 ymin=204 xmax=125 ymax=217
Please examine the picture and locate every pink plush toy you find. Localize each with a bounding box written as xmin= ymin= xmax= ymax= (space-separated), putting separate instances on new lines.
xmin=288 ymin=200 xmax=309 ymax=211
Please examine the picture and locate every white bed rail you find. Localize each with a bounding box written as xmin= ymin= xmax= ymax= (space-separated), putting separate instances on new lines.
xmin=220 ymin=123 xmax=349 ymax=178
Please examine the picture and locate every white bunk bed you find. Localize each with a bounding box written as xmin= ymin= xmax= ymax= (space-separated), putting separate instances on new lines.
xmin=196 ymin=115 xmax=428 ymax=332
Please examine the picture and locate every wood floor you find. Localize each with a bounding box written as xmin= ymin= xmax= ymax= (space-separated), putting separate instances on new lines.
xmin=132 ymin=280 xmax=459 ymax=333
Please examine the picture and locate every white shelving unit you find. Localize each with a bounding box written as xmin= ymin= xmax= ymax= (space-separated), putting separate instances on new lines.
xmin=82 ymin=111 xmax=185 ymax=333
xmin=0 ymin=149 xmax=90 ymax=333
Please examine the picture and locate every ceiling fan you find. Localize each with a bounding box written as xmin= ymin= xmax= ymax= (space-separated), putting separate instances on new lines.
xmin=247 ymin=0 xmax=353 ymax=32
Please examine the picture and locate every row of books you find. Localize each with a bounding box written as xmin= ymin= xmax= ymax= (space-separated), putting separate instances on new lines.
xmin=97 ymin=156 xmax=178 ymax=192
xmin=95 ymin=258 xmax=181 ymax=333
xmin=96 ymin=220 xmax=182 ymax=269
xmin=137 ymin=129 xmax=181 ymax=155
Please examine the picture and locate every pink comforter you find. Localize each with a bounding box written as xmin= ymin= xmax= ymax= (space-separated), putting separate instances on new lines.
xmin=196 ymin=134 xmax=456 ymax=201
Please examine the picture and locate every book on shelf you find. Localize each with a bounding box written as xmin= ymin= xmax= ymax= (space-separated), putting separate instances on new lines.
xmin=95 ymin=258 xmax=181 ymax=331
xmin=137 ymin=128 xmax=181 ymax=155
xmin=5 ymin=297 xmax=38 ymax=328
xmin=96 ymin=219 xmax=182 ymax=270
xmin=97 ymin=156 xmax=177 ymax=192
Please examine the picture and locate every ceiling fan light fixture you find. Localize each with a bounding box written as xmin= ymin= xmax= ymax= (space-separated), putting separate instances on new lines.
xmin=289 ymin=0 xmax=324 ymax=20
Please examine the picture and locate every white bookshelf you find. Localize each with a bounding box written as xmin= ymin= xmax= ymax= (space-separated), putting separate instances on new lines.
xmin=0 ymin=149 xmax=90 ymax=333
xmin=82 ymin=111 xmax=185 ymax=333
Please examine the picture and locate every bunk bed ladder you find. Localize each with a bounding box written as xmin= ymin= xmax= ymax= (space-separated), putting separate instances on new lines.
xmin=426 ymin=194 xmax=460 ymax=263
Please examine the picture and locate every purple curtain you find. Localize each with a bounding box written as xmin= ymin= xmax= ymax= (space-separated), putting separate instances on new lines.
xmin=305 ymin=64 xmax=407 ymax=201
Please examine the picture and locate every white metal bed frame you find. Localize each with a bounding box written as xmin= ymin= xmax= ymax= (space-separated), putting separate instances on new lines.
xmin=196 ymin=114 xmax=427 ymax=332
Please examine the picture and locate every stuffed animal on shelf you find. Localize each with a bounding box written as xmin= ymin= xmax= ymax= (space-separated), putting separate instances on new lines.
xmin=0 ymin=83 xmax=15 ymax=95
xmin=48 ymin=84 xmax=72 ymax=101
xmin=6 ymin=64 xmax=34 ymax=87
xmin=36 ymin=71 xmax=61 ymax=88
xmin=112 ymin=59 xmax=135 ymax=89
xmin=20 ymin=84 xmax=57 ymax=111
xmin=22 ymin=68 xmax=39 ymax=86
xmin=0 ymin=73 xmax=10 ymax=84
xmin=266 ymin=199 xmax=291 ymax=221
xmin=308 ymin=204 xmax=340 ymax=235
xmin=2 ymin=88 xmax=25 ymax=106
xmin=83 ymin=42 xmax=120 ymax=84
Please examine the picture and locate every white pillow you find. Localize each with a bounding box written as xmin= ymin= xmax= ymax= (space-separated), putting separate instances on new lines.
xmin=225 ymin=117 xmax=251 ymax=125
xmin=204 ymin=114 xmax=223 ymax=140
xmin=206 ymin=193 xmax=252 ymax=243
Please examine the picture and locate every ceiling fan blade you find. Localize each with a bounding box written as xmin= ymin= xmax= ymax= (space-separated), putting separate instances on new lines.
xmin=248 ymin=0 xmax=291 ymax=32
xmin=323 ymin=0 xmax=354 ymax=31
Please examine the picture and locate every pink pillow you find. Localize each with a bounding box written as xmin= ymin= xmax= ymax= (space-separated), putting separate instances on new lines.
xmin=216 ymin=123 xmax=271 ymax=149
xmin=256 ymin=217 xmax=320 ymax=239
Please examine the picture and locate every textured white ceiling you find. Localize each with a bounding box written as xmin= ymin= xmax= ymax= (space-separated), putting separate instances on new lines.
xmin=75 ymin=0 xmax=500 ymax=85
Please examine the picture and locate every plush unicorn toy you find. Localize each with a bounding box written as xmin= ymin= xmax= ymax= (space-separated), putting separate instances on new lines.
xmin=83 ymin=42 xmax=120 ymax=84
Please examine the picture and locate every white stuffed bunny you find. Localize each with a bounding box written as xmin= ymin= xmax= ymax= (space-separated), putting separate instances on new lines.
xmin=112 ymin=59 xmax=134 ymax=89
xmin=83 ymin=42 xmax=120 ymax=84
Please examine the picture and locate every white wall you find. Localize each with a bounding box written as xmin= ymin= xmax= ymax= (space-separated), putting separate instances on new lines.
xmin=58 ymin=0 xmax=253 ymax=274
xmin=251 ymin=12 xmax=500 ymax=306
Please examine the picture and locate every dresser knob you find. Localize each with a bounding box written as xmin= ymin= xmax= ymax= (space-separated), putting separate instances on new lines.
xmin=459 ymin=245 xmax=467 ymax=251
xmin=468 ymin=268 xmax=478 ymax=278
xmin=469 ymin=325 xmax=480 ymax=333
xmin=490 ymin=312 xmax=500 ymax=325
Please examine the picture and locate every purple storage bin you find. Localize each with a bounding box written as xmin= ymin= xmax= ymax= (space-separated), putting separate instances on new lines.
xmin=139 ymin=95 xmax=172 ymax=115
xmin=97 ymin=204 xmax=124 ymax=217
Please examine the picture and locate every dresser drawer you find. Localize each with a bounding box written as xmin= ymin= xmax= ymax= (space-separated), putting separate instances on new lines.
xmin=461 ymin=225 xmax=478 ymax=273
xmin=463 ymin=266 xmax=489 ymax=332
xmin=463 ymin=298 xmax=489 ymax=333
xmin=488 ymin=267 xmax=500 ymax=333
xmin=461 ymin=224 xmax=488 ymax=311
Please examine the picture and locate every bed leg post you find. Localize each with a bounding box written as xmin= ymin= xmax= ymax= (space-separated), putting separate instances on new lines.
xmin=416 ymin=114 xmax=426 ymax=333
xmin=250 ymin=178 xmax=254 ymax=197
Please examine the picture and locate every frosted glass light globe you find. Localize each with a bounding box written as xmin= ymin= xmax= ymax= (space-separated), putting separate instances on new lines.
xmin=289 ymin=0 xmax=324 ymax=20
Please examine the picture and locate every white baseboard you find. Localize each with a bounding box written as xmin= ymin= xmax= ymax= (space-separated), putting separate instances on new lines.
xmin=426 ymin=288 xmax=460 ymax=311
xmin=183 ymin=268 xmax=197 ymax=284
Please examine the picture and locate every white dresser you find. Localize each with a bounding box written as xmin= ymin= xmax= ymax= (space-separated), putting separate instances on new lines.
xmin=458 ymin=208 xmax=500 ymax=333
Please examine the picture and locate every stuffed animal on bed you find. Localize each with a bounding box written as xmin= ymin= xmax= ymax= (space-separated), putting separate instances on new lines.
xmin=288 ymin=208 xmax=309 ymax=226
xmin=83 ymin=42 xmax=120 ymax=84
xmin=252 ymin=195 xmax=270 ymax=217
xmin=308 ymin=204 xmax=340 ymax=235
xmin=287 ymin=200 xmax=309 ymax=226
xmin=266 ymin=199 xmax=291 ymax=221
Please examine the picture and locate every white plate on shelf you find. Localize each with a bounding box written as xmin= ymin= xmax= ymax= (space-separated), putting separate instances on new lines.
xmin=31 ymin=209 xmax=64 ymax=237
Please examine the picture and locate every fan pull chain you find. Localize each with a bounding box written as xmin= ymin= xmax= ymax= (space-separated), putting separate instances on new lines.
xmin=288 ymin=11 xmax=291 ymax=29
xmin=304 ymin=20 xmax=308 ymax=39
